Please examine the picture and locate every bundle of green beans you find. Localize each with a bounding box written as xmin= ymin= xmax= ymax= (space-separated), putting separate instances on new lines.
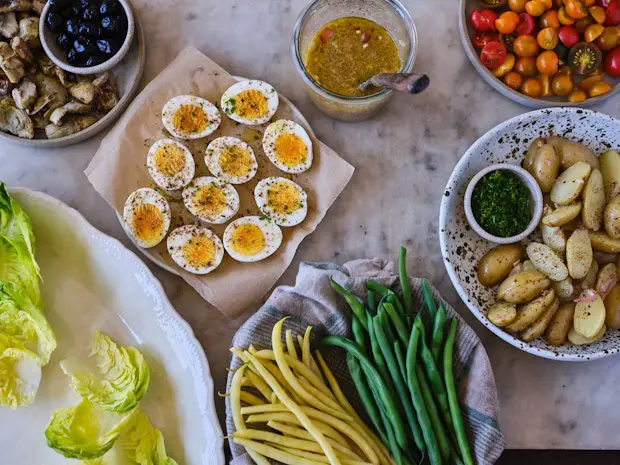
xmin=322 ymin=246 xmax=475 ymax=465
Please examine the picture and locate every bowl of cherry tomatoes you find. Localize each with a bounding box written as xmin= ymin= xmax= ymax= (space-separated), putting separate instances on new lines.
xmin=459 ymin=0 xmax=620 ymax=107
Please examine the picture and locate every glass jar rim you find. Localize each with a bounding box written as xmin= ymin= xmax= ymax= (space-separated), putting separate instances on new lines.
xmin=291 ymin=0 xmax=418 ymax=102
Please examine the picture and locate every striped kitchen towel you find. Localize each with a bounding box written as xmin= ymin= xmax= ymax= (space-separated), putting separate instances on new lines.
xmin=226 ymin=258 xmax=506 ymax=465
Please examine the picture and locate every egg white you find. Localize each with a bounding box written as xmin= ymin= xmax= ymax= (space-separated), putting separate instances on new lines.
xmin=182 ymin=176 xmax=239 ymax=224
xmin=205 ymin=136 xmax=258 ymax=184
xmin=123 ymin=188 xmax=171 ymax=248
xmin=147 ymin=138 xmax=195 ymax=191
xmin=223 ymin=216 xmax=283 ymax=263
xmin=254 ymin=177 xmax=308 ymax=227
xmin=262 ymin=119 xmax=313 ymax=173
xmin=162 ymin=95 xmax=221 ymax=140
xmin=166 ymin=225 xmax=224 ymax=275
xmin=221 ymin=80 xmax=279 ymax=126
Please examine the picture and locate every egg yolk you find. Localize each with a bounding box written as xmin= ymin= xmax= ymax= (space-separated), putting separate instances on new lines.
xmin=274 ymin=133 xmax=307 ymax=167
xmin=192 ymin=185 xmax=226 ymax=217
xmin=153 ymin=144 xmax=186 ymax=176
xmin=182 ymin=235 xmax=216 ymax=269
xmin=234 ymin=90 xmax=268 ymax=120
xmin=231 ymin=223 xmax=265 ymax=256
xmin=267 ymin=182 xmax=301 ymax=214
xmin=132 ymin=204 xmax=164 ymax=242
xmin=219 ymin=145 xmax=253 ymax=177
xmin=173 ymin=104 xmax=209 ymax=135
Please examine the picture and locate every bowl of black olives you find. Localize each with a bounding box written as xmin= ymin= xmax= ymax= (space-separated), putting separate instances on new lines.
xmin=39 ymin=0 xmax=135 ymax=74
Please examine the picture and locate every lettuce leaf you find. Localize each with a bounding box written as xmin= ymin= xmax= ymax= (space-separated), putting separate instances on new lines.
xmin=0 ymin=333 xmax=42 ymax=408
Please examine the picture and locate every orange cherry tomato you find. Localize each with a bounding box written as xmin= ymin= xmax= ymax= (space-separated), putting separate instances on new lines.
xmin=583 ymin=0 xmax=596 ymax=6
xmin=565 ymin=0 xmax=588 ymax=19
xmin=584 ymin=24 xmax=605 ymax=42
xmin=504 ymin=70 xmax=524 ymax=88
xmin=525 ymin=0 xmax=547 ymax=16
xmin=521 ymin=77 xmax=543 ymax=96
xmin=493 ymin=53 xmax=517 ymax=76
xmin=515 ymin=56 xmax=539 ymax=76
xmin=514 ymin=34 xmax=540 ymax=56
xmin=568 ymin=89 xmax=587 ymax=102
xmin=496 ymin=11 xmax=521 ymax=34
xmin=557 ymin=64 xmax=573 ymax=76
xmin=537 ymin=74 xmax=554 ymax=95
xmin=540 ymin=0 xmax=554 ymax=8
xmin=537 ymin=27 xmax=560 ymax=49
xmin=596 ymin=27 xmax=619 ymax=51
xmin=552 ymin=74 xmax=574 ymax=95
xmin=540 ymin=10 xmax=561 ymax=28
xmin=589 ymin=80 xmax=613 ymax=96
xmin=509 ymin=0 xmax=528 ymax=12
xmin=577 ymin=73 xmax=603 ymax=91
xmin=589 ymin=6 xmax=607 ymax=24
xmin=536 ymin=50 xmax=559 ymax=74
xmin=558 ymin=7 xmax=576 ymax=24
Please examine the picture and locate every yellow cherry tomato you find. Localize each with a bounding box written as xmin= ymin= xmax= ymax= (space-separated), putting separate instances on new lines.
xmin=584 ymin=24 xmax=604 ymax=42
xmin=540 ymin=0 xmax=554 ymax=8
xmin=493 ymin=53 xmax=516 ymax=77
xmin=526 ymin=0 xmax=547 ymax=16
xmin=537 ymin=27 xmax=559 ymax=49
xmin=578 ymin=73 xmax=603 ymax=92
xmin=521 ymin=77 xmax=543 ymax=96
xmin=552 ymin=74 xmax=574 ymax=95
xmin=568 ymin=89 xmax=587 ymax=102
xmin=589 ymin=5 xmax=606 ymax=24
xmin=509 ymin=0 xmax=528 ymax=12
xmin=514 ymin=34 xmax=540 ymax=56
xmin=504 ymin=71 xmax=524 ymax=88
xmin=537 ymin=73 xmax=554 ymax=96
xmin=589 ymin=81 xmax=613 ymax=97
xmin=515 ymin=56 xmax=538 ymax=76
xmin=565 ymin=0 xmax=589 ymax=19
xmin=558 ymin=7 xmax=576 ymax=24
xmin=540 ymin=10 xmax=561 ymax=28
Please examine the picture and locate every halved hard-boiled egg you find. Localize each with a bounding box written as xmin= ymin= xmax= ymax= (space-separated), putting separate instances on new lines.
xmin=162 ymin=95 xmax=221 ymax=140
xmin=262 ymin=119 xmax=313 ymax=174
xmin=205 ymin=136 xmax=258 ymax=184
xmin=147 ymin=139 xmax=195 ymax=191
xmin=166 ymin=225 xmax=224 ymax=275
xmin=221 ymin=80 xmax=279 ymax=126
xmin=223 ymin=216 xmax=282 ymax=262
xmin=254 ymin=177 xmax=308 ymax=227
xmin=123 ymin=188 xmax=171 ymax=248
xmin=182 ymin=176 xmax=239 ymax=224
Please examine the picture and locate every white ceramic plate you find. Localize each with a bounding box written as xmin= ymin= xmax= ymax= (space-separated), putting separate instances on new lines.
xmin=439 ymin=107 xmax=620 ymax=361
xmin=0 ymin=188 xmax=224 ymax=465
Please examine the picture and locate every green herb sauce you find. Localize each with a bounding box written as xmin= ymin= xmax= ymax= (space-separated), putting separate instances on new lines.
xmin=471 ymin=170 xmax=531 ymax=238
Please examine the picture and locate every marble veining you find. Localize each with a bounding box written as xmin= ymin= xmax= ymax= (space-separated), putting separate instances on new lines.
xmin=1 ymin=0 xmax=619 ymax=452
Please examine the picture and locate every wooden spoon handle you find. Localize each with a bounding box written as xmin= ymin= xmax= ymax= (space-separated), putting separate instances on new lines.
xmin=367 ymin=73 xmax=430 ymax=94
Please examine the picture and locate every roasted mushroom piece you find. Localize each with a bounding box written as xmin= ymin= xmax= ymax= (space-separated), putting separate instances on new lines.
xmin=45 ymin=115 xmax=97 ymax=139
xmin=18 ymin=16 xmax=38 ymax=48
xmin=92 ymin=71 xmax=117 ymax=113
xmin=48 ymin=100 xmax=90 ymax=125
xmin=11 ymin=76 xmax=35 ymax=109
xmin=0 ymin=41 xmax=24 ymax=83
xmin=10 ymin=36 xmax=33 ymax=64
xmin=0 ymin=99 xmax=34 ymax=138
xmin=36 ymin=54 xmax=56 ymax=76
xmin=32 ymin=0 xmax=44 ymax=15
xmin=69 ymin=80 xmax=95 ymax=104
xmin=0 ymin=1 xmax=32 ymax=14
xmin=0 ymin=71 xmax=11 ymax=96
xmin=0 ymin=12 xmax=18 ymax=38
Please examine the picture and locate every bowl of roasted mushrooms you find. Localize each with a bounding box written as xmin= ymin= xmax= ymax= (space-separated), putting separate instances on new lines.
xmin=0 ymin=0 xmax=144 ymax=147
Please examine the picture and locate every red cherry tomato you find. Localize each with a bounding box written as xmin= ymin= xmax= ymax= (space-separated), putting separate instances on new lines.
xmin=480 ymin=41 xmax=508 ymax=68
xmin=516 ymin=12 xmax=536 ymax=35
xmin=605 ymin=47 xmax=620 ymax=76
xmin=558 ymin=25 xmax=581 ymax=47
xmin=471 ymin=9 xmax=499 ymax=32
xmin=473 ymin=31 xmax=500 ymax=48
xmin=605 ymin=0 xmax=620 ymax=25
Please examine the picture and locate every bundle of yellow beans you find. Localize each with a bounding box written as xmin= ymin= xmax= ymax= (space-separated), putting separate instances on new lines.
xmin=228 ymin=317 xmax=394 ymax=465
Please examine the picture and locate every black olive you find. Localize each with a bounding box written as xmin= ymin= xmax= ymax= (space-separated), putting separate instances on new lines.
xmin=73 ymin=36 xmax=98 ymax=56
xmin=77 ymin=20 xmax=101 ymax=37
xmin=96 ymin=38 xmax=119 ymax=55
xmin=100 ymin=16 xmax=121 ymax=35
xmin=46 ymin=11 xmax=66 ymax=33
xmin=99 ymin=0 xmax=120 ymax=15
xmin=75 ymin=0 xmax=91 ymax=11
xmin=49 ymin=0 xmax=73 ymax=11
xmin=568 ymin=42 xmax=602 ymax=75
xmin=85 ymin=55 xmax=107 ymax=67
xmin=56 ymin=31 xmax=72 ymax=50
xmin=67 ymin=47 xmax=84 ymax=66
xmin=66 ymin=4 xmax=81 ymax=17
xmin=65 ymin=18 xmax=79 ymax=35
xmin=82 ymin=6 xmax=100 ymax=22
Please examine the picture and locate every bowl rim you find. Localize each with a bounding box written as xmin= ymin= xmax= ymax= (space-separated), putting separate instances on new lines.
xmin=463 ymin=163 xmax=544 ymax=244
xmin=439 ymin=106 xmax=620 ymax=362
xmin=39 ymin=0 xmax=135 ymax=75
xmin=458 ymin=0 xmax=620 ymax=109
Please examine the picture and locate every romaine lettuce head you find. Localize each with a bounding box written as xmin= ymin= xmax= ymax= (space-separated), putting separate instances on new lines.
xmin=45 ymin=399 xmax=136 ymax=460
xmin=0 ymin=184 xmax=38 ymax=276
xmin=0 ymin=333 xmax=42 ymax=408
xmin=61 ymin=331 xmax=150 ymax=413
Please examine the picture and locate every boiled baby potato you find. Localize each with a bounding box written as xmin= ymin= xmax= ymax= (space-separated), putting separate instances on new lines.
xmin=522 ymin=260 xmax=536 ymax=272
xmin=505 ymin=289 xmax=555 ymax=332
xmin=487 ymin=301 xmax=517 ymax=327
xmin=574 ymin=290 xmax=606 ymax=338
xmin=553 ymin=277 xmax=575 ymax=301
xmin=545 ymin=302 xmax=576 ymax=346
xmin=590 ymin=231 xmax=620 ymax=253
xmin=523 ymin=137 xmax=546 ymax=173
xmin=566 ymin=229 xmax=593 ymax=280
xmin=521 ymin=298 xmax=560 ymax=342
xmin=595 ymin=263 xmax=618 ymax=298
xmin=577 ymin=258 xmax=599 ymax=291
xmin=604 ymin=196 xmax=620 ymax=239
xmin=497 ymin=270 xmax=551 ymax=304
xmin=568 ymin=324 xmax=606 ymax=346
xmin=476 ymin=244 xmax=524 ymax=287
xmin=542 ymin=202 xmax=582 ymax=227
xmin=532 ymin=144 xmax=560 ymax=193
xmin=600 ymin=150 xmax=620 ymax=202
xmin=526 ymin=242 xmax=569 ymax=281
xmin=604 ymin=283 xmax=620 ymax=330
xmin=581 ymin=169 xmax=606 ymax=231
xmin=550 ymin=162 xmax=592 ymax=206
xmin=547 ymin=136 xmax=599 ymax=170
xmin=541 ymin=223 xmax=566 ymax=255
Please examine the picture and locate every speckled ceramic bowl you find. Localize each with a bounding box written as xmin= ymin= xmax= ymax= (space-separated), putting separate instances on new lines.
xmin=439 ymin=107 xmax=620 ymax=361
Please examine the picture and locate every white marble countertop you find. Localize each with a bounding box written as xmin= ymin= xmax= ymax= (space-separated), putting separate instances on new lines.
xmin=2 ymin=0 xmax=620 ymax=451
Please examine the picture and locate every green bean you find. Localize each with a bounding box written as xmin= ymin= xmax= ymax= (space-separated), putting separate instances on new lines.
xmin=405 ymin=326 xmax=443 ymax=465
xmin=399 ymin=246 xmax=414 ymax=315
xmin=330 ymin=279 xmax=368 ymax=331
xmin=373 ymin=382 xmax=407 ymax=465
xmin=383 ymin=302 xmax=409 ymax=345
xmin=351 ymin=314 xmax=368 ymax=354
xmin=321 ymin=335 xmax=408 ymax=448
xmin=346 ymin=353 xmax=388 ymax=445
xmin=387 ymin=292 xmax=406 ymax=318
xmin=367 ymin=289 xmax=377 ymax=315
xmin=421 ymin=280 xmax=437 ymax=321
xmin=367 ymin=280 xmax=391 ymax=296
xmin=393 ymin=341 xmax=407 ymax=386
xmin=367 ymin=313 xmax=395 ymax=393
xmin=373 ymin=314 xmax=425 ymax=454
xmin=443 ymin=319 xmax=474 ymax=465
xmin=431 ymin=304 xmax=447 ymax=363
xmin=378 ymin=305 xmax=398 ymax=343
